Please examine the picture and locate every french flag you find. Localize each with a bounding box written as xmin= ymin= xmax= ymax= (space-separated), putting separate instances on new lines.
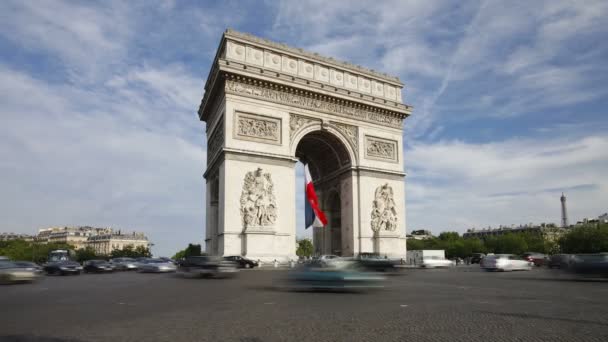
xmin=304 ymin=164 xmax=328 ymax=229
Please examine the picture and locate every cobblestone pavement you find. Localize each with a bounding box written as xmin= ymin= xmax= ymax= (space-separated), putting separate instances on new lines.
xmin=1 ymin=266 xmax=607 ymax=342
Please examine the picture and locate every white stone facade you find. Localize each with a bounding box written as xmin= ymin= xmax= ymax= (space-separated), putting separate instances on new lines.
xmin=199 ymin=30 xmax=412 ymax=261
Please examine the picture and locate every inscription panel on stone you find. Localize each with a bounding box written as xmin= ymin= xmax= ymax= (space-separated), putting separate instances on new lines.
xmin=365 ymin=135 xmax=398 ymax=162
xmin=234 ymin=112 xmax=282 ymax=145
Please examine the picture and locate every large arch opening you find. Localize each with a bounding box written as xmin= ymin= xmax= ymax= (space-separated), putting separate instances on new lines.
xmin=294 ymin=129 xmax=353 ymax=256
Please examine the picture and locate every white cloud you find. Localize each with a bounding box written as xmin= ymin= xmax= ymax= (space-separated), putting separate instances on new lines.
xmin=0 ymin=0 xmax=132 ymax=82
xmin=405 ymin=134 xmax=608 ymax=232
xmin=0 ymin=64 xmax=205 ymax=256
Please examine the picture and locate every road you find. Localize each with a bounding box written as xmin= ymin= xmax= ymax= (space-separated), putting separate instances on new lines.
xmin=1 ymin=267 xmax=607 ymax=342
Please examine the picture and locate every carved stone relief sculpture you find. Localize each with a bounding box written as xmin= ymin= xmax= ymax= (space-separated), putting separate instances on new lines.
xmin=238 ymin=117 xmax=278 ymax=140
xmin=365 ymin=136 xmax=397 ymax=161
xmin=289 ymin=114 xmax=317 ymax=140
xmin=240 ymin=168 xmax=277 ymax=229
xmin=371 ymin=183 xmax=398 ymax=232
xmin=332 ymin=122 xmax=358 ymax=151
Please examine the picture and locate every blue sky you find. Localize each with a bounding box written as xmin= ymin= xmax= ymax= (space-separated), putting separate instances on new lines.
xmin=1 ymin=0 xmax=607 ymax=256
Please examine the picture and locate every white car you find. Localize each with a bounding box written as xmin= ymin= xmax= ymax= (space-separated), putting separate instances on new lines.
xmin=420 ymin=256 xmax=453 ymax=268
xmin=316 ymin=255 xmax=343 ymax=267
xmin=138 ymin=259 xmax=177 ymax=273
xmin=481 ymin=254 xmax=533 ymax=272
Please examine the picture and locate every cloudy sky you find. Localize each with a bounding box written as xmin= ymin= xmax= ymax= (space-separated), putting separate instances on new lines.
xmin=1 ymin=0 xmax=607 ymax=256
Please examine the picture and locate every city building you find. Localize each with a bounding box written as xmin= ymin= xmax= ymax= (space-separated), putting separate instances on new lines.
xmin=463 ymin=223 xmax=566 ymax=243
xmin=35 ymin=226 xmax=112 ymax=249
xmin=0 ymin=232 xmax=34 ymax=242
xmin=86 ymin=232 xmax=149 ymax=255
xmin=406 ymin=230 xmax=434 ymax=240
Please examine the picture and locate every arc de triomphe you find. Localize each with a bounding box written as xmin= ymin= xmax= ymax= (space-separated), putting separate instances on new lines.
xmin=198 ymin=30 xmax=412 ymax=261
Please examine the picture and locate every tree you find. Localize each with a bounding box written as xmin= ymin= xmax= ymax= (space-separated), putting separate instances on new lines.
xmin=438 ymin=232 xmax=460 ymax=241
xmin=184 ymin=244 xmax=202 ymax=257
xmin=134 ymin=245 xmax=152 ymax=258
xmin=406 ymin=239 xmax=426 ymax=251
xmin=172 ymin=244 xmax=202 ymax=260
xmin=559 ymin=223 xmax=608 ymax=254
xmin=296 ymin=239 xmax=313 ymax=257
xmin=75 ymin=247 xmax=98 ymax=262
xmin=0 ymin=240 xmax=74 ymax=263
xmin=172 ymin=249 xmax=186 ymax=260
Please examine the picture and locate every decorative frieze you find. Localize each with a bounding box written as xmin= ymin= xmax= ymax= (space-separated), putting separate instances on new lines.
xmin=225 ymin=79 xmax=403 ymax=129
xmin=371 ymin=183 xmax=398 ymax=232
xmin=235 ymin=112 xmax=281 ymax=145
xmin=240 ymin=168 xmax=277 ymax=230
xmin=365 ymin=135 xmax=398 ymax=162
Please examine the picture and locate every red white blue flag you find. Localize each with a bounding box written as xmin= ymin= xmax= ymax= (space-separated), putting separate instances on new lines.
xmin=304 ymin=164 xmax=328 ymax=229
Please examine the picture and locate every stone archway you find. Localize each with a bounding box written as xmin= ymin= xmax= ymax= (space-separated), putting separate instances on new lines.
xmin=198 ymin=30 xmax=412 ymax=261
xmin=295 ymin=129 xmax=352 ymax=256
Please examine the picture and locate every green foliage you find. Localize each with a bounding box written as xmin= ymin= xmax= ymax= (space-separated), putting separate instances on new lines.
xmin=406 ymin=239 xmax=426 ymax=251
xmin=75 ymin=247 xmax=98 ymax=262
xmin=184 ymin=244 xmax=202 ymax=257
xmin=172 ymin=244 xmax=202 ymax=260
xmin=0 ymin=240 xmax=74 ymax=263
xmin=296 ymin=239 xmax=314 ymax=257
xmin=110 ymin=245 xmax=152 ymax=258
xmin=438 ymin=231 xmax=460 ymax=241
xmin=172 ymin=249 xmax=186 ymax=260
xmin=559 ymin=223 xmax=608 ymax=254
xmin=406 ymin=230 xmax=562 ymax=258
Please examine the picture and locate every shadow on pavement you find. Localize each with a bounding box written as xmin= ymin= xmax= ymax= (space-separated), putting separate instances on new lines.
xmin=476 ymin=311 xmax=608 ymax=326
xmin=0 ymin=335 xmax=87 ymax=342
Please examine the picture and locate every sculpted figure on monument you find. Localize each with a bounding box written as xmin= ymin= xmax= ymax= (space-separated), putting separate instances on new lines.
xmin=371 ymin=183 xmax=398 ymax=232
xmin=240 ymin=168 xmax=277 ymax=228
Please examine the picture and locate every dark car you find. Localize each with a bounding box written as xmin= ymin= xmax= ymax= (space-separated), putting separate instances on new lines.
xmin=356 ymin=253 xmax=399 ymax=273
xmin=522 ymin=252 xmax=548 ymax=267
xmin=178 ymin=256 xmax=237 ymax=278
xmin=568 ymin=253 xmax=608 ymax=277
xmin=83 ymin=260 xmax=115 ymax=273
xmin=224 ymin=255 xmax=259 ymax=269
xmin=548 ymin=254 xmax=573 ymax=269
xmin=43 ymin=261 xmax=83 ymax=275
xmin=470 ymin=253 xmax=485 ymax=264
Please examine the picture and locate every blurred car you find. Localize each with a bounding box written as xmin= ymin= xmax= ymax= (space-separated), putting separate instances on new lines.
xmin=470 ymin=253 xmax=485 ymax=264
xmin=158 ymin=257 xmax=176 ymax=264
xmin=110 ymin=257 xmax=139 ymax=271
xmin=0 ymin=261 xmax=40 ymax=284
xmin=481 ymin=254 xmax=532 ymax=272
xmin=138 ymin=258 xmax=177 ymax=273
xmin=224 ymin=255 xmax=258 ymax=268
xmin=522 ymin=252 xmax=548 ymax=267
xmin=356 ymin=253 xmax=399 ymax=272
xmin=177 ymin=256 xmax=237 ymax=278
xmin=548 ymin=254 xmax=573 ymax=269
xmin=83 ymin=260 xmax=115 ymax=273
xmin=43 ymin=260 xmax=83 ymax=275
xmin=420 ymin=256 xmax=453 ymax=268
xmin=568 ymin=253 xmax=608 ymax=277
xmin=12 ymin=261 xmax=44 ymax=275
xmin=287 ymin=260 xmax=386 ymax=291
xmin=315 ymin=255 xmax=342 ymax=267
